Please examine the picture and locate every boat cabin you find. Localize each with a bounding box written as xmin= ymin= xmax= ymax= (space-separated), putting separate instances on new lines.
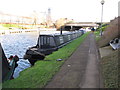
xmin=36 ymin=31 xmax=83 ymax=52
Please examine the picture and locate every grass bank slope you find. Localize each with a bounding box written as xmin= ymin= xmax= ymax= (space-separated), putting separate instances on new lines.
xmin=101 ymin=49 xmax=119 ymax=88
xmin=3 ymin=32 xmax=89 ymax=88
xmin=98 ymin=17 xmax=120 ymax=47
xmin=95 ymin=29 xmax=119 ymax=88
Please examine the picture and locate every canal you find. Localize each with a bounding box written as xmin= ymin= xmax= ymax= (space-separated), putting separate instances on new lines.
xmin=0 ymin=31 xmax=68 ymax=78
xmin=0 ymin=32 xmax=39 ymax=78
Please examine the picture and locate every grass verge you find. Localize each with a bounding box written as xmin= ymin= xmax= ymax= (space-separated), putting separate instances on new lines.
xmin=94 ymin=31 xmax=101 ymax=41
xmin=101 ymin=49 xmax=119 ymax=88
xmin=2 ymin=32 xmax=89 ymax=88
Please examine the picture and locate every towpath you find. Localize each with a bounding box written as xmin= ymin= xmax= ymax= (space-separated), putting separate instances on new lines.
xmin=45 ymin=33 xmax=103 ymax=88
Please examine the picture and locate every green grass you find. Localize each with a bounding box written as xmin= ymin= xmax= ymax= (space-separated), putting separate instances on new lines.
xmin=94 ymin=24 xmax=108 ymax=41
xmin=96 ymin=23 xmax=108 ymax=32
xmin=101 ymin=50 xmax=119 ymax=88
xmin=2 ymin=32 xmax=89 ymax=88
xmin=0 ymin=24 xmax=9 ymax=30
xmin=0 ymin=24 xmax=32 ymax=30
xmin=1 ymin=24 xmax=22 ymax=29
xmin=94 ymin=31 xmax=101 ymax=41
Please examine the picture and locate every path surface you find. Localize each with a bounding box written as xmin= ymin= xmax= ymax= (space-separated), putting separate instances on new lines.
xmin=45 ymin=33 xmax=103 ymax=88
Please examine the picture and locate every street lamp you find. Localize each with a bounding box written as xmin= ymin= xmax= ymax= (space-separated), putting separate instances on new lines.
xmin=100 ymin=0 xmax=105 ymax=36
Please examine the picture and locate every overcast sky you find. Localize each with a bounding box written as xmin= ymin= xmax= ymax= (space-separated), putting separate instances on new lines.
xmin=0 ymin=0 xmax=119 ymax=22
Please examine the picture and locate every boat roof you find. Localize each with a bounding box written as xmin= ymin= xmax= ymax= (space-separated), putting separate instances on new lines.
xmin=39 ymin=31 xmax=82 ymax=37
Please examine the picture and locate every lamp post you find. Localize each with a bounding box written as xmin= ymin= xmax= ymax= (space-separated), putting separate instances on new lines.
xmin=100 ymin=0 xmax=105 ymax=36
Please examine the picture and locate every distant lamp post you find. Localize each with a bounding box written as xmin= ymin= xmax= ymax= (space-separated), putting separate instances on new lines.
xmin=100 ymin=0 xmax=105 ymax=36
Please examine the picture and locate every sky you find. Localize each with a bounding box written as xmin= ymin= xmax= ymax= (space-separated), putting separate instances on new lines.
xmin=0 ymin=0 xmax=119 ymax=22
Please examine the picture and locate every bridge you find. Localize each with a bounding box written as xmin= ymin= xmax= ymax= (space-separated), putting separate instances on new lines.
xmin=63 ymin=22 xmax=99 ymax=31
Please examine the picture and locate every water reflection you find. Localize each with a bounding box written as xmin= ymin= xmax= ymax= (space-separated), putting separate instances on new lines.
xmin=0 ymin=32 xmax=39 ymax=78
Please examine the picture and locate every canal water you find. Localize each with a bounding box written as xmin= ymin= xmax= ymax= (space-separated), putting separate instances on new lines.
xmin=0 ymin=32 xmax=39 ymax=78
xmin=0 ymin=31 xmax=68 ymax=78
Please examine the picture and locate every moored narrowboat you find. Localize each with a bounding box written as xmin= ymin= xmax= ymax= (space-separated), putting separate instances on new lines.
xmin=24 ymin=30 xmax=84 ymax=65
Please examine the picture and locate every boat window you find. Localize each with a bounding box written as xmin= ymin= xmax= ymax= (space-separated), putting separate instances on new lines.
xmin=39 ymin=36 xmax=47 ymax=45
xmin=47 ymin=37 xmax=50 ymax=44
xmin=40 ymin=36 xmax=44 ymax=45
xmin=43 ymin=36 xmax=47 ymax=44
xmin=63 ymin=35 xmax=68 ymax=42
xmin=40 ymin=36 xmax=56 ymax=48
xmin=59 ymin=36 xmax=64 ymax=44
xmin=68 ymin=35 xmax=71 ymax=40
xmin=72 ymin=34 xmax=75 ymax=39
xmin=75 ymin=33 xmax=77 ymax=38
xmin=70 ymin=34 xmax=73 ymax=40
xmin=55 ymin=36 xmax=60 ymax=46
xmin=49 ymin=37 xmax=56 ymax=46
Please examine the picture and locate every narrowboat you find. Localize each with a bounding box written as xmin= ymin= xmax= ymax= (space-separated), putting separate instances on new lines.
xmin=24 ymin=30 xmax=84 ymax=65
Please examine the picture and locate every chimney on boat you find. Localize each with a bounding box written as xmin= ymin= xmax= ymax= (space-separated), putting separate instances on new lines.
xmin=60 ymin=26 xmax=62 ymax=35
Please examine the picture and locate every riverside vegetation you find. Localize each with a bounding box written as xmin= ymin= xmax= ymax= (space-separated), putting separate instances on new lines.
xmin=95 ymin=22 xmax=119 ymax=88
xmin=2 ymin=32 xmax=89 ymax=88
xmin=0 ymin=24 xmax=36 ymax=30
